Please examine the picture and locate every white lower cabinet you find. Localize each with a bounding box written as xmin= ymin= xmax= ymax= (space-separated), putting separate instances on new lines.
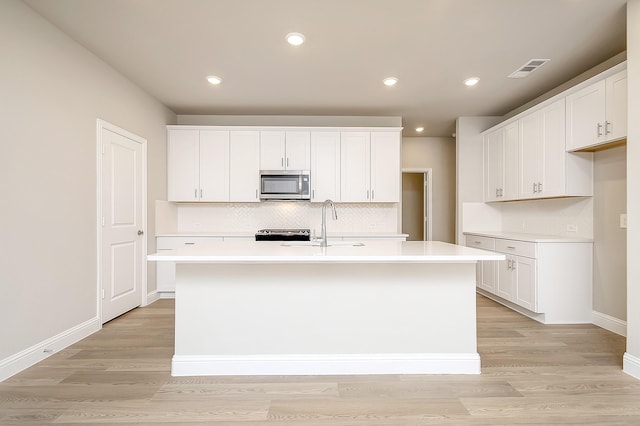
xmin=466 ymin=235 xmax=496 ymax=293
xmin=156 ymin=236 xmax=223 ymax=292
xmin=465 ymin=233 xmax=592 ymax=324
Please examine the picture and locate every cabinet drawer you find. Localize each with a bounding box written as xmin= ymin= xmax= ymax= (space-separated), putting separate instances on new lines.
xmin=157 ymin=236 xmax=223 ymax=249
xmin=495 ymin=239 xmax=536 ymax=258
xmin=465 ymin=235 xmax=495 ymax=251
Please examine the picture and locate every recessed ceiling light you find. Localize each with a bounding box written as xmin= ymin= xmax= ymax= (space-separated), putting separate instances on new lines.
xmin=286 ymin=32 xmax=305 ymax=46
xmin=415 ymin=127 xmax=425 ymax=133
xmin=464 ymin=77 xmax=480 ymax=87
xmin=383 ymin=77 xmax=398 ymax=86
xmin=206 ymin=75 xmax=222 ymax=85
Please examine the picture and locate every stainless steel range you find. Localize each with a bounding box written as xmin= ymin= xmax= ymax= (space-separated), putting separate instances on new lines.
xmin=255 ymin=228 xmax=311 ymax=241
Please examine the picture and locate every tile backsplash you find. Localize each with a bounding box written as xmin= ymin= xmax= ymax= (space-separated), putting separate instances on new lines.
xmin=167 ymin=202 xmax=399 ymax=234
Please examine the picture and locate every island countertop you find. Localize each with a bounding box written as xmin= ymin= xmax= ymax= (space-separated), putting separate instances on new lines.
xmin=148 ymin=240 xmax=505 ymax=264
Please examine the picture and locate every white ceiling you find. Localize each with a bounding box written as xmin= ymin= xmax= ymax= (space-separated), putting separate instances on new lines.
xmin=23 ymin=0 xmax=627 ymax=136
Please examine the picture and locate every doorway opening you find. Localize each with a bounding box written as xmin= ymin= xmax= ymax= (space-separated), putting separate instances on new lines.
xmin=402 ymin=169 xmax=432 ymax=241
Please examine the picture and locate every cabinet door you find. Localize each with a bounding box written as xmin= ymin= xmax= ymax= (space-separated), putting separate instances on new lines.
xmin=514 ymin=256 xmax=537 ymax=312
xmin=311 ymin=132 xmax=340 ymax=202
xmin=370 ymin=132 xmax=400 ymax=202
xmin=502 ymin=122 xmax=519 ymax=200
xmin=260 ymin=131 xmax=286 ymax=170
xmin=285 ymin=131 xmax=311 ymax=170
xmin=229 ymin=131 xmax=260 ymax=202
xmin=340 ymin=132 xmax=371 ymax=202
xmin=540 ymin=99 xmax=566 ymax=198
xmin=167 ymin=129 xmax=199 ymax=202
xmin=480 ymin=259 xmax=496 ymax=294
xmin=199 ymin=130 xmax=229 ymax=201
xmin=484 ymin=128 xmax=503 ymax=202
xmin=605 ymin=70 xmax=627 ymax=142
xmin=497 ymin=257 xmax=514 ymax=301
xmin=519 ymin=111 xmax=543 ymax=199
xmin=566 ymin=79 xmax=606 ymax=150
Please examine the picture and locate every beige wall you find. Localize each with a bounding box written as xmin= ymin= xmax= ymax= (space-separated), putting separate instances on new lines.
xmin=402 ymin=137 xmax=456 ymax=243
xmin=593 ymin=146 xmax=627 ymax=321
xmin=625 ymin=0 xmax=640 ymax=377
xmin=0 ymin=0 xmax=175 ymax=365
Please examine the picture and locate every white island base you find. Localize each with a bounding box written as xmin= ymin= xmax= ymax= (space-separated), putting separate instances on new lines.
xmin=158 ymin=241 xmax=505 ymax=376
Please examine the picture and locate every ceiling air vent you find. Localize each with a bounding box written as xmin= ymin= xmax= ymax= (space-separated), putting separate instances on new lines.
xmin=508 ymin=59 xmax=550 ymax=78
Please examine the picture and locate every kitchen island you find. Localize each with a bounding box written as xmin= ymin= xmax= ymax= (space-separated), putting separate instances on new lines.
xmin=148 ymin=240 xmax=503 ymax=376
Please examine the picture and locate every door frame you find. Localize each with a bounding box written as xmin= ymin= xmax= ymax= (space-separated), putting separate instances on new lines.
xmin=401 ymin=168 xmax=432 ymax=241
xmin=96 ymin=119 xmax=148 ymax=323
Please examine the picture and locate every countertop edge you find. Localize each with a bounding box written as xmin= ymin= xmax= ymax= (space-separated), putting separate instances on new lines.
xmin=463 ymin=231 xmax=594 ymax=243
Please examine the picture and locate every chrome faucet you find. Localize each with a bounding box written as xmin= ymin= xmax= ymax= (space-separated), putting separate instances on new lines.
xmin=320 ymin=199 xmax=338 ymax=247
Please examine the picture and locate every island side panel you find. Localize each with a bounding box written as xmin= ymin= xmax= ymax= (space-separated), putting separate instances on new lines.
xmin=173 ymin=262 xmax=479 ymax=375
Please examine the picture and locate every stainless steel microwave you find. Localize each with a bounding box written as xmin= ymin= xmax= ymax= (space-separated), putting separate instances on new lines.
xmin=259 ymin=170 xmax=310 ymax=200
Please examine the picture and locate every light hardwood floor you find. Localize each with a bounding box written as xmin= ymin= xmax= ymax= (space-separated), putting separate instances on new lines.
xmin=1 ymin=295 xmax=639 ymax=425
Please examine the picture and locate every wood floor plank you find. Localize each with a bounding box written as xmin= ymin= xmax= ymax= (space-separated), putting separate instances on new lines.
xmin=0 ymin=296 xmax=638 ymax=425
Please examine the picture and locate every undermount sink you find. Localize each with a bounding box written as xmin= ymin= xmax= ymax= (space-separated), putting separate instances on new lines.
xmin=281 ymin=241 xmax=365 ymax=247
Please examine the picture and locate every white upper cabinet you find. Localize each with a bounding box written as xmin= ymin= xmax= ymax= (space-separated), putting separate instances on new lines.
xmin=167 ymin=126 xmax=400 ymax=205
xmin=566 ymin=69 xmax=627 ymax=151
xmin=260 ymin=131 xmax=310 ymax=170
xmin=370 ymin=131 xmax=400 ymax=202
xmin=310 ymin=131 xmax=341 ymax=202
xmin=340 ymin=132 xmax=371 ymax=202
xmin=519 ymin=99 xmax=592 ymax=199
xmin=229 ymin=131 xmax=260 ymax=202
xmin=199 ymin=131 xmax=230 ymax=201
xmin=168 ymin=129 xmax=199 ymax=202
xmin=484 ymin=122 xmax=518 ymax=202
xmin=340 ymin=131 xmax=400 ymax=203
xmin=167 ymin=129 xmax=229 ymax=202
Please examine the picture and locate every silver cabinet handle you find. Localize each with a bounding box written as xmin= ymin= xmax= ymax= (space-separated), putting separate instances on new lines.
xmin=281 ymin=157 xmax=284 ymax=167
xmin=533 ymin=182 xmax=537 ymax=193
xmin=605 ymin=121 xmax=611 ymax=135
xmin=366 ymin=190 xmax=370 ymax=200
xmin=474 ymin=240 xmax=481 ymax=245
xmin=312 ymin=189 xmax=315 ymax=199
xmin=137 ymin=230 xmax=144 ymax=236
xmin=537 ymin=182 xmax=542 ymax=193
xmin=499 ymin=188 xmax=503 ymax=197
xmin=286 ymin=158 xmax=289 ymax=167
xmin=506 ymin=246 xmax=516 ymax=250
xmin=371 ymin=189 xmax=375 ymax=200
xmin=496 ymin=188 xmax=499 ymax=197
xmin=200 ymin=189 xmax=203 ymax=198
xmin=195 ymin=188 xmax=198 ymax=199
xmin=255 ymin=189 xmax=258 ymax=199
xmin=184 ymin=242 xmax=195 ymax=245
xmin=597 ymin=123 xmax=603 ymax=138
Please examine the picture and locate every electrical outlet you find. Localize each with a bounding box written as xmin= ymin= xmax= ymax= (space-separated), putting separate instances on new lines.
xmin=620 ymin=214 xmax=627 ymax=229
xmin=566 ymin=224 xmax=578 ymax=232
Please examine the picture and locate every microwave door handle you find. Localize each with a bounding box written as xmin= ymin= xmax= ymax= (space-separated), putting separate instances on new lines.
xmin=299 ymin=175 xmax=302 ymax=193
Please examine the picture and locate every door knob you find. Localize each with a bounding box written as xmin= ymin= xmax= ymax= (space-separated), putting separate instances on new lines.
xmin=137 ymin=230 xmax=144 ymax=236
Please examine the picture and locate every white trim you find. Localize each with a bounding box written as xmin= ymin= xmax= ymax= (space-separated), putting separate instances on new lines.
xmin=0 ymin=317 xmax=100 ymax=382
xmin=145 ymin=290 xmax=161 ymax=305
xmin=592 ymin=310 xmax=627 ymax=336
xmin=158 ymin=291 xmax=176 ymax=299
xmin=171 ymin=353 xmax=481 ymax=376
xmin=401 ymin=168 xmax=433 ymax=241
xmin=623 ymin=353 xmax=640 ymax=380
xmin=96 ymin=119 xmax=148 ymax=323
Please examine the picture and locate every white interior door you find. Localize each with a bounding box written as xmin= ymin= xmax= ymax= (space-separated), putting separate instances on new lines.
xmin=100 ymin=121 xmax=146 ymax=323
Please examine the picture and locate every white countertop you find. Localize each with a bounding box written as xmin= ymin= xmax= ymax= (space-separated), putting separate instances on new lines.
xmin=148 ymin=240 xmax=504 ymax=264
xmin=156 ymin=232 xmax=409 ymax=239
xmin=463 ymin=231 xmax=593 ymax=243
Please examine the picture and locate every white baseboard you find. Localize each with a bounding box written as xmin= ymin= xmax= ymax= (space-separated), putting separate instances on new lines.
xmin=623 ymin=353 xmax=640 ymax=380
xmin=171 ymin=353 xmax=481 ymax=376
xmin=592 ymin=310 xmax=627 ymax=336
xmin=0 ymin=317 xmax=101 ymax=382
xmin=145 ymin=290 xmax=160 ymax=305
xmin=158 ymin=291 xmax=175 ymax=299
